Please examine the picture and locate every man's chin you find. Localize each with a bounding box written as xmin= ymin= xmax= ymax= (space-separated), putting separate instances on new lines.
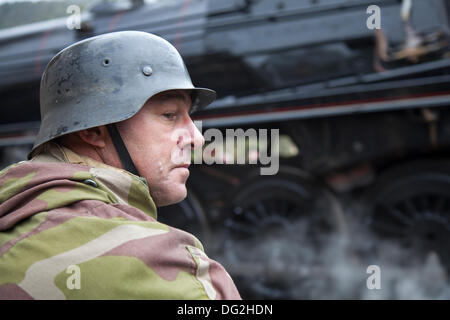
xmin=154 ymin=186 xmax=187 ymax=207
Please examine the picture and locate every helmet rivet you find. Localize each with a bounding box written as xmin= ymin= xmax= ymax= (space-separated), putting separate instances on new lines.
xmin=142 ymin=66 xmax=153 ymax=76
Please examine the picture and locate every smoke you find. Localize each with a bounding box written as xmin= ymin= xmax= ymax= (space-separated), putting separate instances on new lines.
xmin=315 ymin=223 xmax=450 ymax=300
xmin=212 ymin=202 xmax=450 ymax=300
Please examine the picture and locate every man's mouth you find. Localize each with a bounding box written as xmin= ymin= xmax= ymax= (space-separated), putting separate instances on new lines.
xmin=175 ymin=164 xmax=190 ymax=169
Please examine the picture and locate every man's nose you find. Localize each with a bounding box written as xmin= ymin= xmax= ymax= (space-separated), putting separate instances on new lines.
xmin=190 ymin=120 xmax=205 ymax=150
xmin=178 ymin=120 xmax=204 ymax=149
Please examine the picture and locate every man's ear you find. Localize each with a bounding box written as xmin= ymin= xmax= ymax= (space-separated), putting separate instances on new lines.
xmin=76 ymin=126 xmax=108 ymax=148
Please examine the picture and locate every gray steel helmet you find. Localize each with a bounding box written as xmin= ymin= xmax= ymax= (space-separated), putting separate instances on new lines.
xmin=32 ymin=30 xmax=216 ymax=154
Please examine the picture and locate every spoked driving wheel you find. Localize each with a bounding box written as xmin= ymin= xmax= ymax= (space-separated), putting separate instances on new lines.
xmin=215 ymin=168 xmax=346 ymax=299
xmin=365 ymin=160 xmax=450 ymax=274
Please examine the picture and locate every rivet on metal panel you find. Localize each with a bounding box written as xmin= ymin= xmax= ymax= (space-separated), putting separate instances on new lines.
xmin=142 ymin=65 xmax=153 ymax=76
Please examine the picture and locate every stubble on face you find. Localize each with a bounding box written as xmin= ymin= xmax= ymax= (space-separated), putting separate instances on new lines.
xmin=117 ymin=90 xmax=196 ymax=207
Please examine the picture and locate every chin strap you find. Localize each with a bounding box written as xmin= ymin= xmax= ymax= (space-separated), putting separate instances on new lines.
xmin=106 ymin=124 xmax=139 ymax=177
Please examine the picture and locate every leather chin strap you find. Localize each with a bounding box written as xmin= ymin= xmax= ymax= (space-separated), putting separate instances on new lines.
xmin=106 ymin=124 xmax=139 ymax=176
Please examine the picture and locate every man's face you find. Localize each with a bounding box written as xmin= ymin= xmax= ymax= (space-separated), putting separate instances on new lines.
xmin=116 ymin=90 xmax=204 ymax=207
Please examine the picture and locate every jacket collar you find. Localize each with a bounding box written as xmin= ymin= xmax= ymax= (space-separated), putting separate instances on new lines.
xmin=31 ymin=142 xmax=157 ymax=219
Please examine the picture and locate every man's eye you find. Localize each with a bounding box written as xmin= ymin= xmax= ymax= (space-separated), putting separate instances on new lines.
xmin=163 ymin=113 xmax=176 ymax=120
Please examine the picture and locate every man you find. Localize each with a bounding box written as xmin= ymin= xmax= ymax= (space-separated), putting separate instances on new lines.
xmin=0 ymin=31 xmax=241 ymax=299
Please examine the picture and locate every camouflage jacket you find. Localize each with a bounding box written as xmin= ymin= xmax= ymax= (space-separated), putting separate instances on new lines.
xmin=0 ymin=143 xmax=241 ymax=300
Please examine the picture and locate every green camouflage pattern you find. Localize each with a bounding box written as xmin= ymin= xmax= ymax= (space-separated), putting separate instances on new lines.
xmin=0 ymin=143 xmax=240 ymax=300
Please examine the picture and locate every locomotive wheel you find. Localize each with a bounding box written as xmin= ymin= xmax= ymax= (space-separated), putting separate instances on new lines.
xmin=215 ymin=167 xmax=346 ymax=299
xmin=364 ymin=160 xmax=450 ymax=274
xmin=158 ymin=189 xmax=211 ymax=246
